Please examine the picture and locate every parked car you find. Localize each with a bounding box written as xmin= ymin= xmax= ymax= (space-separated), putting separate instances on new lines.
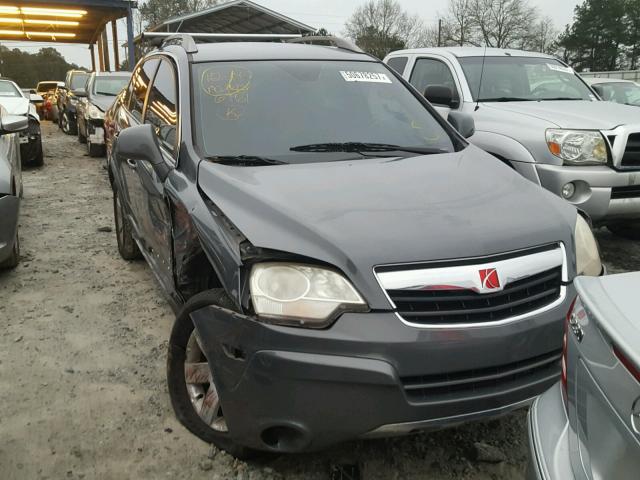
xmin=0 ymin=79 xmax=43 ymax=166
xmin=0 ymin=107 xmax=27 ymax=269
xmin=35 ymin=81 xmax=62 ymax=117
xmin=77 ymin=71 xmax=131 ymax=157
xmin=108 ymin=35 xmax=602 ymax=457
xmin=57 ymin=70 xmax=90 ymax=135
xmin=527 ymin=272 xmax=640 ymax=480
xmin=384 ymin=47 xmax=640 ymax=239
xmin=585 ymin=77 xmax=640 ymax=106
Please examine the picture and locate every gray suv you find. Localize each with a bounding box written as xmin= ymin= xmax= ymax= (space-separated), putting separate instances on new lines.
xmin=107 ymin=35 xmax=602 ymax=456
xmin=385 ymin=47 xmax=640 ymax=238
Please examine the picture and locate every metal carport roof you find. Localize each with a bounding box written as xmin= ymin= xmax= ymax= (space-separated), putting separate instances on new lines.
xmin=142 ymin=0 xmax=315 ymax=38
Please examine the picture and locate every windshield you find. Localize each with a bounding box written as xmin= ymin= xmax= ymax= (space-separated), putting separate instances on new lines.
xmin=0 ymin=81 xmax=21 ymax=97
xmin=459 ymin=56 xmax=595 ymax=102
xmin=70 ymin=73 xmax=89 ymax=90
xmin=37 ymin=82 xmax=59 ymax=92
xmin=94 ymin=76 xmax=129 ymax=96
xmin=593 ymin=82 xmax=640 ymax=106
xmin=192 ymin=60 xmax=456 ymax=163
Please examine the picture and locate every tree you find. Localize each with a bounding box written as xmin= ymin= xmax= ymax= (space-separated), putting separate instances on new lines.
xmin=345 ymin=0 xmax=424 ymax=58
xmin=443 ymin=0 xmax=478 ymax=46
xmin=139 ymin=0 xmax=221 ymax=29
xmin=469 ymin=0 xmax=538 ymax=48
xmin=0 ymin=46 xmax=80 ymax=87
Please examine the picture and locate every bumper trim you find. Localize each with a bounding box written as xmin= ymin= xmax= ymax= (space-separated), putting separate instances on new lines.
xmin=361 ymin=396 xmax=535 ymax=438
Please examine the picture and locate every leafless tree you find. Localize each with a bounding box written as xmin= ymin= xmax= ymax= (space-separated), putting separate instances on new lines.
xmin=345 ymin=0 xmax=424 ymax=58
xmin=443 ymin=0 xmax=478 ymax=46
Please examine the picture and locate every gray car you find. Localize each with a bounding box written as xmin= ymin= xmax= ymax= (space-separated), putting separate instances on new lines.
xmin=527 ymin=273 xmax=640 ymax=480
xmin=107 ymin=34 xmax=603 ymax=457
xmin=385 ymin=48 xmax=640 ymax=239
xmin=0 ymin=108 xmax=28 ymax=269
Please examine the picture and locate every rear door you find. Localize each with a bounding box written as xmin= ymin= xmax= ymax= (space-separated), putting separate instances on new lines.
xmin=569 ymin=277 xmax=640 ymax=480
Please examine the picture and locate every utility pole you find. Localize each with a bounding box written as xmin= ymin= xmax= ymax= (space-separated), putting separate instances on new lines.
xmin=438 ymin=19 xmax=442 ymax=47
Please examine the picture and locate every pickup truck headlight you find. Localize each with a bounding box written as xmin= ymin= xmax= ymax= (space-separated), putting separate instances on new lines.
xmin=546 ymin=129 xmax=607 ymax=165
xmin=575 ymin=215 xmax=602 ymax=276
xmin=88 ymin=104 xmax=104 ymax=120
xmin=250 ymin=263 xmax=367 ymax=327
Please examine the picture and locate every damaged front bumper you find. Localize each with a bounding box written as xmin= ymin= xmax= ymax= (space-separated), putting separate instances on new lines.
xmin=87 ymin=119 xmax=105 ymax=145
xmin=189 ymin=294 xmax=571 ymax=453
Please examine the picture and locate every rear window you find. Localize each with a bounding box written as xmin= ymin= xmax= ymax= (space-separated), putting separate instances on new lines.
xmin=387 ymin=56 xmax=408 ymax=75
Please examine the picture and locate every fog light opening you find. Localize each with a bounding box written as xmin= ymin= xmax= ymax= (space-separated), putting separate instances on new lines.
xmin=260 ymin=425 xmax=307 ymax=451
xmin=562 ymin=182 xmax=576 ymax=199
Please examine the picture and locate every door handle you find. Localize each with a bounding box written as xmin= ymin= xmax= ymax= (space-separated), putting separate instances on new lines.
xmin=126 ymin=158 xmax=137 ymax=169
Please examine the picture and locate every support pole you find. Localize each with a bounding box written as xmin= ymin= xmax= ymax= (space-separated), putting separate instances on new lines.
xmin=102 ymin=28 xmax=111 ymax=71
xmin=126 ymin=2 xmax=135 ymax=71
xmin=438 ymin=19 xmax=442 ymax=47
xmin=112 ymin=21 xmax=120 ymax=71
xmin=98 ymin=33 xmax=105 ymax=72
xmin=90 ymin=43 xmax=96 ymax=71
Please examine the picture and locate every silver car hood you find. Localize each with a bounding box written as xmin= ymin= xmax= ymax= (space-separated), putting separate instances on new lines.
xmin=0 ymin=97 xmax=29 ymax=116
xmin=482 ymin=100 xmax=640 ymax=130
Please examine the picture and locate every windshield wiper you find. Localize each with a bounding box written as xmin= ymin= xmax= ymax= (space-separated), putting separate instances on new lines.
xmin=290 ymin=142 xmax=447 ymax=155
xmin=477 ymin=97 xmax=534 ymax=102
xmin=539 ymin=97 xmax=584 ymax=101
xmin=206 ymin=155 xmax=287 ymax=166
xmin=96 ymin=91 xmax=117 ymax=96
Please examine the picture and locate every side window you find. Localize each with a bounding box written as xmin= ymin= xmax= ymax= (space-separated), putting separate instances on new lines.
xmin=144 ymin=58 xmax=178 ymax=155
xmin=410 ymin=58 xmax=459 ymax=102
xmin=128 ymin=58 xmax=160 ymax=122
xmin=387 ymin=56 xmax=409 ymax=75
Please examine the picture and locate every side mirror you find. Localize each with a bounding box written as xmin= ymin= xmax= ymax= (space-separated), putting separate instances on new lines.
xmin=72 ymin=89 xmax=87 ymax=97
xmin=114 ymin=124 xmax=170 ymax=180
xmin=424 ymin=85 xmax=460 ymax=109
xmin=448 ymin=111 xmax=475 ymax=139
xmin=29 ymin=93 xmax=43 ymax=103
xmin=0 ymin=115 xmax=28 ymax=134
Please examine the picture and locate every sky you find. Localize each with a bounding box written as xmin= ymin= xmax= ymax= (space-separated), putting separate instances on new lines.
xmin=0 ymin=0 xmax=581 ymax=69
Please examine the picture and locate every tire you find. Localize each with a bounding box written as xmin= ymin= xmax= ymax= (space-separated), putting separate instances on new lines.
xmin=0 ymin=232 xmax=20 ymax=269
xmin=167 ymin=290 xmax=258 ymax=460
xmin=20 ymin=120 xmax=43 ymax=167
xmin=87 ymin=138 xmax=104 ymax=157
xmin=78 ymin=122 xmax=86 ymax=144
xmin=32 ymin=139 xmax=44 ymax=167
xmin=607 ymin=222 xmax=640 ymax=240
xmin=113 ymin=187 xmax=141 ymax=260
xmin=61 ymin=111 xmax=77 ymax=135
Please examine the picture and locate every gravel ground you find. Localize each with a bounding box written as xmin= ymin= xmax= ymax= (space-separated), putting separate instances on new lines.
xmin=1 ymin=122 xmax=638 ymax=480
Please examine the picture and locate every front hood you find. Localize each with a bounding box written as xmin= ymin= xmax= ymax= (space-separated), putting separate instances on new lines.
xmin=483 ymin=100 xmax=640 ymax=130
xmin=92 ymin=94 xmax=116 ymax=113
xmin=0 ymin=97 xmax=28 ymax=116
xmin=198 ymin=146 xmax=576 ymax=306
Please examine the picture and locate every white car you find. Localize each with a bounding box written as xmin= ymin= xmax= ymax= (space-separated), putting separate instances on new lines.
xmin=585 ymin=78 xmax=640 ymax=107
xmin=0 ymin=79 xmax=43 ymax=166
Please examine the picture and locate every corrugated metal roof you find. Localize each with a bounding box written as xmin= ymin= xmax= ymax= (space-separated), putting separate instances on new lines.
xmin=149 ymin=0 xmax=315 ymax=35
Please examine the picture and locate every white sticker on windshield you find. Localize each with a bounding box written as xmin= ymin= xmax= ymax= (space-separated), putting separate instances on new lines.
xmin=547 ymin=64 xmax=574 ymax=74
xmin=340 ymin=71 xmax=392 ymax=83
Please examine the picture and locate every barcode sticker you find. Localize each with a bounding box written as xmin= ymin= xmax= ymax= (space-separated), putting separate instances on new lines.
xmin=340 ymin=71 xmax=392 ymax=83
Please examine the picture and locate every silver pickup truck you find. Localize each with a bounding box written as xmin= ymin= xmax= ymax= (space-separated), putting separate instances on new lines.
xmin=385 ymin=47 xmax=640 ymax=238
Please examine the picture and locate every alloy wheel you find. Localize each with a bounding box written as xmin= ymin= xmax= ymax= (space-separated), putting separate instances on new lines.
xmin=184 ymin=330 xmax=228 ymax=432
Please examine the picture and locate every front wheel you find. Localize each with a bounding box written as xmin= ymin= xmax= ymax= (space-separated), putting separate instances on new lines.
xmin=607 ymin=222 xmax=640 ymax=240
xmin=167 ymin=290 xmax=257 ymax=459
xmin=0 ymin=232 xmax=20 ymax=269
xmin=113 ymin=187 xmax=141 ymax=260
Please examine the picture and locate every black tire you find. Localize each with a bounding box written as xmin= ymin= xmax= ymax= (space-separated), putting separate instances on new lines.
xmin=0 ymin=232 xmax=20 ymax=269
xmin=113 ymin=187 xmax=141 ymax=260
xmin=61 ymin=111 xmax=77 ymax=135
xmin=88 ymin=139 xmax=104 ymax=157
xmin=20 ymin=120 xmax=43 ymax=167
xmin=607 ymin=222 xmax=640 ymax=240
xmin=167 ymin=290 xmax=258 ymax=460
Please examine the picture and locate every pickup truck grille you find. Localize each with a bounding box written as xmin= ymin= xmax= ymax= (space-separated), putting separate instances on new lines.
xmin=400 ymin=349 xmax=562 ymax=404
xmin=621 ymin=132 xmax=640 ymax=168
xmin=386 ymin=267 xmax=562 ymax=325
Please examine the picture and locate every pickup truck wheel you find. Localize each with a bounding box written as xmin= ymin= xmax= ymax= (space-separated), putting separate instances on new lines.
xmin=607 ymin=222 xmax=640 ymax=240
xmin=113 ymin=187 xmax=141 ymax=260
xmin=167 ymin=290 xmax=258 ymax=460
xmin=0 ymin=232 xmax=20 ymax=269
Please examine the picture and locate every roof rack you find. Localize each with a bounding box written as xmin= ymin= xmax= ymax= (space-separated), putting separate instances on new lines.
xmin=140 ymin=32 xmax=304 ymax=54
xmin=287 ymin=36 xmax=364 ymax=54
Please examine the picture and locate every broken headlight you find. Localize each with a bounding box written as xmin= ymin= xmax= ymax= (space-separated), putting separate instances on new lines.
xmin=250 ymin=263 xmax=367 ymax=327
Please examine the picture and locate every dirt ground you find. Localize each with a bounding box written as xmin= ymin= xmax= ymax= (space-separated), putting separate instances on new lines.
xmin=1 ymin=122 xmax=638 ymax=480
